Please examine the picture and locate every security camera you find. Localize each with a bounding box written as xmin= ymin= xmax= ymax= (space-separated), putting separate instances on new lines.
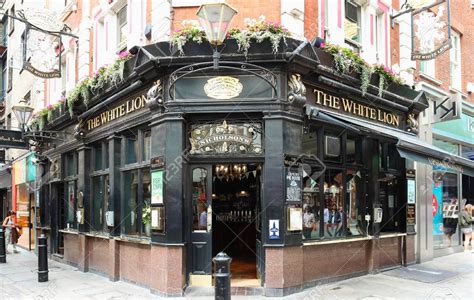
xmin=31 ymin=157 xmax=41 ymax=165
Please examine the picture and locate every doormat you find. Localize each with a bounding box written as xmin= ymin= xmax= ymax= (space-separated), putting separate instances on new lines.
xmin=382 ymin=266 xmax=458 ymax=283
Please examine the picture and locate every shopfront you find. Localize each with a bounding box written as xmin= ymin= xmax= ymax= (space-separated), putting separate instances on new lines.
xmin=0 ymin=167 xmax=11 ymax=220
xmin=36 ymin=39 xmax=474 ymax=296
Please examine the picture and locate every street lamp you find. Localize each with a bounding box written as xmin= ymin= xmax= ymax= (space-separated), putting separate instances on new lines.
xmin=196 ymin=3 xmax=237 ymax=69
xmin=12 ymin=100 xmax=34 ymax=132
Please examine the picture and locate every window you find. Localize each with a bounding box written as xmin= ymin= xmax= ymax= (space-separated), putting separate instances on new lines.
xmin=193 ymin=167 xmax=208 ymax=231
xmin=0 ymin=56 xmax=6 ymax=102
xmin=7 ymin=57 xmax=12 ymax=92
xmin=344 ymin=0 xmax=361 ymax=52
xmin=121 ymin=130 xmax=151 ymax=236
xmin=420 ymin=36 xmax=435 ymax=78
xmin=302 ymin=126 xmax=366 ymax=240
xmin=375 ymin=14 xmax=385 ymax=64
xmin=9 ymin=6 xmax=14 ymax=35
xmin=450 ymin=31 xmax=461 ymax=90
xmin=64 ymin=152 xmax=78 ymax=228
xmin=91 ymin=141 xmax=109 ymax=232
xmin=117 ymin=5 xmax=127 ymax=49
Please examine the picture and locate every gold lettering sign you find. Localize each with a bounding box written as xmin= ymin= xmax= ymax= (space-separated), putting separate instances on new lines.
xmin=204 ymin=76 xmax=243 ymax=99
xmin=86 ymin=94 xmax=147 ymax=131
xmin=313 ymin=89 xmax=401 ymax=128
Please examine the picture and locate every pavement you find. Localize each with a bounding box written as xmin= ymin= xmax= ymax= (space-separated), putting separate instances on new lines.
xmin=0 ymin=248 xmax=472 ymax=299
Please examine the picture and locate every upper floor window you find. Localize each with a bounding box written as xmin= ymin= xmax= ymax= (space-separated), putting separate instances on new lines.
xmin=117 ymin=5 xmax=127 ymax=50
xmin=450 ymin=31 xmax=461 ymax=90
xmin=344 ymin=0 xmax=361 ymax=52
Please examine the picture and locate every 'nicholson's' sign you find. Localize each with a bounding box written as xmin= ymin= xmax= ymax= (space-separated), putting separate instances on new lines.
xmin=312 ymin=89 xmax=402 ymax=128
xmin=86 ymin=93 xmax=147 ymax=131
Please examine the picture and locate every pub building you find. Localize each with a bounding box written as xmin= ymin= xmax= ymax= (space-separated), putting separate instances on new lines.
xmin=35 ymin=34 xmax=474 ymax=298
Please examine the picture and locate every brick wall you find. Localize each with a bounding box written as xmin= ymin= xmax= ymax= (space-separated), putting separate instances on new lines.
xmin=171 ymin=0 xmax=282 ymax=32
xmin=414 ymin=0 xmax=474 ymax=103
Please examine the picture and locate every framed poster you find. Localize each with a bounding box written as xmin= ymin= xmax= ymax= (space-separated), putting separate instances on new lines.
xmin=285 ymin=167 xmax=302 ymax=202
xmin=407 ymin=179 xmax=416 ymax=204
xmin=151 ymin=206 xmax=165 ymax=232
xmin=287 ymin=206 xmax=303 ymax=231
xmin=151 ymin=170 xmax=164 ymax=204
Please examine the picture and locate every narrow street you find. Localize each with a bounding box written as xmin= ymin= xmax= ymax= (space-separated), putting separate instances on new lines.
xmin=1 ymin=248 xmax=472 ymax=299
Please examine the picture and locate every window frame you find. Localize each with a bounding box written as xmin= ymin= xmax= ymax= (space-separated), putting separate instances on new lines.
xmin=344 ymin=0 xmax=362 ymax=53
xmin=63 ymin=151 xmax=78 ymax=229
xmin=120 ymin=129 xmax=151 ymax=237
xmin=302 ymin=125 xmax=368 ymax=241
xmin=90 ymin=141 xmax=110 ymax=233
xmin=116 ymin=5 xmax=128 ymax=51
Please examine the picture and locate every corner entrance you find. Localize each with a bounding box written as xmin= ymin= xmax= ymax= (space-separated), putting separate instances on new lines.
xmin=189 ymin=163 xmax=262 ymax=287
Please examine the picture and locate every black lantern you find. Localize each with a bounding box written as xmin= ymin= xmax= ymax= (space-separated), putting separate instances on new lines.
xmin=12 ymin=101 xmax=34 ymax=131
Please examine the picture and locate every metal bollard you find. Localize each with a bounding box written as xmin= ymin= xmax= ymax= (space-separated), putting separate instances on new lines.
xmin=0 ymin=228 xmax=6 ymax=263
xmin=213 ymin=252 xmax=232 ymax=300
xmin=38 ymin=234 xmax=48 ymax=282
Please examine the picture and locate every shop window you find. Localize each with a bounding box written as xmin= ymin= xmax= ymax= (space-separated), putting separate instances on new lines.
xmin=324 ymin=134 xmax=341 ymax=161
xmin=433 ymin=172 xmax=460 ymax=249
xmin=91 ymin=141 xmax=110 ymax=232
xmin=121 ymin=129 xmax=151 ymax=236
xmin=323 ymin=169 xmax=344 ymax=237
xmin=346 ymin=137 xmax=362 ymax=164
xmin=94 ymin=144 xmax=103 ymax=171
xmin=345 ymin=168 xmax=365 ymax=236
xmin=302 ymin=126 xmax=318 ymax=156
xmin=143 ymin=130 xmax=151 ymax=162
xmin=64 ymin=152 xmax=78 ymax=228
xmin=303 ymin=176 xmax=320 ymax=239
xmin=123 ymin=169 xmax=139 ymax=234
xmin=125 ymin=137 xmax=138 ymax=164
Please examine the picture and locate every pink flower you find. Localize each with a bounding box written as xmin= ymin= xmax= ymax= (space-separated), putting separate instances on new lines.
xmin=47 ymin=104 xmax=53 ymax=109
xmin=320 ymin=42 xmax=326 ymax=48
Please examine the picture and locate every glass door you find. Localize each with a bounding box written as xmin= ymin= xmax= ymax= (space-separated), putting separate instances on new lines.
xmin=190 ymin=165 xmax=213 ymax=275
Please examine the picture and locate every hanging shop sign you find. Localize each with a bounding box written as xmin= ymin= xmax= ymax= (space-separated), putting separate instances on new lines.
xmin=21 ymin=9 xmax=65 ymax=78
xmin=411 ymin=0 xmax=451 ymax=60
xmin=310 ymin=88 xmax=403 ymax=128
xmin=85 ymin=93 xmax=147 ymax=131
xmin=189 ymin=121 xmax=263 ymax=155
xmin=0 ymin=129 xmax=27 ymax=149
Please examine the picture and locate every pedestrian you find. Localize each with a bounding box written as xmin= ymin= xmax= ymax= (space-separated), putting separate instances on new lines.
xmin=458 ymin=204 xmax=473 ymax=252
xmin=303 ymin=204 xmax=316 ymax=239
xmin=2 ymin=210 xmax=20 ymax=254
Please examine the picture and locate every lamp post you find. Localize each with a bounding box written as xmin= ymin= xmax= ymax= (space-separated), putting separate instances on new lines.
xmin=196 ymin=3 xmax=237 ymax=69
xmin=12 ymin=100 xmax=34 ymax=133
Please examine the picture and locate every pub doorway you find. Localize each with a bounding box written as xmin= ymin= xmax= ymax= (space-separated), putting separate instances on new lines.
xmin=189 ymin=162 xmax=262 ymax=287
xmin=212 ymin=163 xmax=262 ymax=286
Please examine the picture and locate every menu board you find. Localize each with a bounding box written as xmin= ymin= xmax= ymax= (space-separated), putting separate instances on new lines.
xmin=286 ymin=167 xmax=302 ymax=202
xmin=151 ymin=170 xmax=164 ymax=204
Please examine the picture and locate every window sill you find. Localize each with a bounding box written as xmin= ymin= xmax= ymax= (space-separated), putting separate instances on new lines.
xmin=379 ymin=232 xmax=407 ymax=238
xmin=59 ymin=229 xmax=79 ymax=235
xmin=115 ymin=235 xmax=151 ymax=245
xmin=303 ymin=236 xmax=371 ymax=246
xmin=419 ymin=73 xmax=443 ymax=86
xmin=84 ymin=232 xmax=110 ymax=239
xmin=449 ymin=86 xmax=467 ymax=98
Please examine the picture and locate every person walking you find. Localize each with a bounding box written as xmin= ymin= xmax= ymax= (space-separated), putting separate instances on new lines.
xmin=2 ymin=210 xmax=20 ymax=254
xmin=458 ymin=204 xmax=473 ymax=252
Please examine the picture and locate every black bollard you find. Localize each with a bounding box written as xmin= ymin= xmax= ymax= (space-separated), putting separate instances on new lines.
xmin=213 ymin=252 xmax=232 ymax=300
xmin=0 ymin=228 xmax=6 ymax=263
xmin=38 ymin=234 xmax=48 ymax=282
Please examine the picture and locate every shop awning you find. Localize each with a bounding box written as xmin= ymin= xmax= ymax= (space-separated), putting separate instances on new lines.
xmin=309 ymin=109 xmax=474 ymax=177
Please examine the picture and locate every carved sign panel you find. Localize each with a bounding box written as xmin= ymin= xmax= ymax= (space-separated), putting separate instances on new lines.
xmin=189 ymin=121 xmax=263 ymax=155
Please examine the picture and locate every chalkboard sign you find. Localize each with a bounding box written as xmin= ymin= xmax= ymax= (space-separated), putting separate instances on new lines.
xmin=285 ymin=167 xmax=302 ymax=202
